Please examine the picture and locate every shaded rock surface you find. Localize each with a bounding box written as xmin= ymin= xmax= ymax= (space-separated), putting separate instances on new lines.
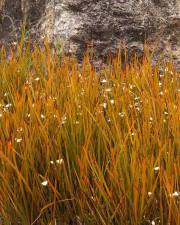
xmin=0 ymin=0 xmax=180 ymax=69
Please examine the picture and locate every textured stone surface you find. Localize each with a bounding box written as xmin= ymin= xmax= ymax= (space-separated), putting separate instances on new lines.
xmin=0 ymin=0 xmax=180 ymax=68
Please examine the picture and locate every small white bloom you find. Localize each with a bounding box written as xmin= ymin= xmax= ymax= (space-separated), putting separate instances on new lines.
xmin=5 ymin=103 xmax=12 ymax=108
xmin=41 ymin=114 xmax=45 ymax=119
xmin=17 ymin=127 xmax=23 ymax=132
xmin=25 ymin=80 xmax=31 ymax=85
xmin=50 ymin=161 xmax=54 ymax=164
xmin=159 ymin=91 xmax=164 ymax=96
xmin=105 ymin=88 xmax=112 ymax=92
xmin=34 ymin=77 xmax=40 ymax=81
xmin=12 ymin=41 xmax=17 ymax=46
xmin=41 ymin=180 xmax=48 ymax=186
xmin=136 ymin=107 xmax=141 ymax=112
xmin=172 ymin=191 xmax=179 ymax=197
xmin=154 ymin=166 xmax=160 ymax=171
xmin=119 ymin=112 xmax=125 ymax=118
xmin=110 ymin=99 xmax=114 ymax=104
xmin=149 ymin=117 xmax=153 ymax=121
xmin=101 ymin=102 xmax=107 ymax=109
xmin=129 ymin=84 xmax=133 ymax=89
xmin=148 ymin=192 xmax=152 ymax=196
xmin=151 ymin=221 xmax=155 ymax=225
xmin=15 ymin=138 xmax=22 ymax=143
xmin=164 ymin=111 xmax=168 ymax=115
xmin=56 ymin=159 xmax=64 ymax=165
xmin=134 ymin=96 xmax=140 ymax=100
xmin=100 ymin=79 xmax=107 ymax=83
xmin=26 ymin=113 xmax=30 ymax=118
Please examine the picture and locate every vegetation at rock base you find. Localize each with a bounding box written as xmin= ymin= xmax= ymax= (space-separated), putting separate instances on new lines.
xmin=0 ymin=39 xmax=179 ymax=225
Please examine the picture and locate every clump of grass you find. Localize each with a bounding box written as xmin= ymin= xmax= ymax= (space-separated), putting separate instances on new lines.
xmin=0 ymin=39 xmax=179 ymax=225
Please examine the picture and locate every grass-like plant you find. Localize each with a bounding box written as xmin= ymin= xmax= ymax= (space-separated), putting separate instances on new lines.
xmin=0 ymin=39 xmax=179 ymax=225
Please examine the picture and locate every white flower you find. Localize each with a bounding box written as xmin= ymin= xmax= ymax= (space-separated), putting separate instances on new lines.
xmin=101 ymin=102 xmax=107 ymax=109
xmin=41 ymin=180 xmax=48 ymax=186
xmin=61 ymin=115 xmax=67 ymax=124
xmin=12 ymin=41 xmax=17 ymax=46
xmin=171 ymin=191 xmax=179 ymax=197
xmin=110 ymin=99 xmax=114 ymax=104
xmin=5 ymin=103 xmax=12 ymax=108
xmin=41 ymin=114 xmax=45 ymax=119
xmin=149 ymin=117 xmax=153 ymax=121
xmin=129 ymin=84 xmax=134 ymax=89
xmin=151 ymin=221 xmax=155 ymax=225
xmin=105 ymin=88 xmax=112 ymax=92
xmin=26 ymin=113 xmax=30 ymax=118
xmin=136 ymin=107 xmax=141 ymax=112
xmin=56 ymin=159 xmax=64 ymax=165
xmin=17 ymin=127 xmax=23 ymax=132
xmin=100 ymin=79 xmax=107 ymax=83
xmin=148 ymin=192 xmax=152 ymax=196
xmin=134 ymin=96 xmax=140 ymax=100
xmin=34 ymin=77 xmax=40 ymax=81
xmin=154 ymin=166 xmax=160 ymax=171
xmin=15 ymin=138 xmax=22 ymax=143
xmin=50 ymin=159 xmax=64 ymax=165
xmin=119 ymin=112 xmax=125 ymax=118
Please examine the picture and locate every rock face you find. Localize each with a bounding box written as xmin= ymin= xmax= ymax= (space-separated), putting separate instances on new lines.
xmin=0 ymin=0 xmax=180 ymax=68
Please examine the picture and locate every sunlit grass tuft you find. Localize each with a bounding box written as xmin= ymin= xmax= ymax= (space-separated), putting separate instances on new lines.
xmin=0 ymin=40 xmax=179 ymax=225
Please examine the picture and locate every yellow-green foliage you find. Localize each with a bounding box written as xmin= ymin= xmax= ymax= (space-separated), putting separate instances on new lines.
xmin=0 ymin=40 xmax=179 ymax=225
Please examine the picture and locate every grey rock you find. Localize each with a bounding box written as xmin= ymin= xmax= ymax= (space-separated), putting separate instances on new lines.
xmin=0 ymin=0 xmax=180 ymax=69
